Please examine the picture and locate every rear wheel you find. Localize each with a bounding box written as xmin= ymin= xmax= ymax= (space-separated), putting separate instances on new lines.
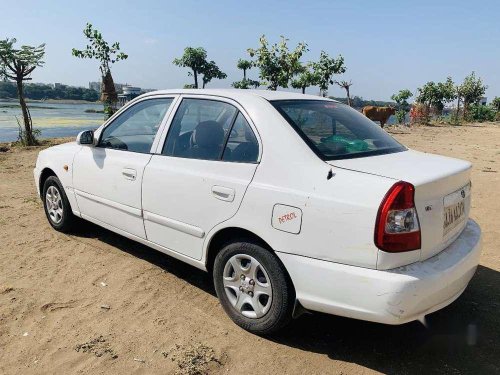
xmin=213 ymin=240 xmax=294 ymax=335
xmin=42 ymin=176 xmax=75 ymax=232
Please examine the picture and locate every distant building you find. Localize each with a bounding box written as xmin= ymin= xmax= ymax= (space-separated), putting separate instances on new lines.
xmin=122 ymin=86 xmax=141 ymax=96
xmin=479 ymin=97 xmax=487 ymax=106
xmin=89 ymin=81 xmax=128 ymax=93
xmin=118 ymin=86 xmax=143 ymax=106
xmin=53 ymin=82 xmax=63 ymax=89
xmin=89 ymin=81 xmax=101 ymax=92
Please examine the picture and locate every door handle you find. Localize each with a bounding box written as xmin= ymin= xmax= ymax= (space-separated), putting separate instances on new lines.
xmin=211 ymin=185 xmax=235 ymax=202
xmin=122 ymin=168 xmax=137 ymax=181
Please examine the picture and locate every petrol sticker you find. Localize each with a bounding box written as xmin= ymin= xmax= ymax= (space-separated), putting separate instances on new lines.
xmin=278 ymin=212 xmax=297 ymax=224
xmin=272 ymin=204 xmax=302 ymax=234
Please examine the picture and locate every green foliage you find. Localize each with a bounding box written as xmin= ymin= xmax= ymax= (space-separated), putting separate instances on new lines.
xmin=231 ymin=78 xmax=260 ymax=89
xmin=466 ymin=104 xmax=496 ymax=122
xmin=0 ymin=38 xmax=45 ymax=145
xmin=173 ymin=47 xmax=226 ymax=88
xmin=236 ymin=59 xmax=252 ymax=77
xmin=458 ymin=72 xmax=487 ymax=114
xmin=0 ymin=82 xmax=99 ymax=101
xmin=394 ymin=110 xmax=407 ymax=124
xmin=492 ymin=97 xmax=500 ymax=111
xmin=311 ymin=51 xmax=346 ymax=96
xmin=291 ymin=65 xmax=318 ymax=94
xmin=248 ymin=35 xmax=308 ymax=90
xmin=201 ymin=60 xmax=227 ymax=88
xmin=173 ymin=47 xmax=207 ymax=89
xmin=416 ymin=77 xmax=456 ymax=112
xmin=71 ymin=23 xmax=128 ymax=77
xmin=15 ymin=115 xmax=41 ymax=146
xmin=329 ymin=95 xmax=394 ymax=108
xmin=0 ymin=38 xmax=45 ymax=80
xmin=72 ymin=23 xmax=127 ymax=116
xmin=232 ymin=58 xmax=259 ymax=89
xmin=391 ymin=89 xmax=413 ymax=124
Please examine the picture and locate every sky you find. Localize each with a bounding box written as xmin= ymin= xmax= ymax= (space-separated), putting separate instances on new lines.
xmin=1 ymin=0 xmax=499 ymax=101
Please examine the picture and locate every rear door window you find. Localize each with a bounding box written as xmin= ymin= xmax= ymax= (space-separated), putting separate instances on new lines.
xmin=162 ymin=98 xmax=259 ymax=163
xmin=272 ymin=100 xmax=406 ymax=160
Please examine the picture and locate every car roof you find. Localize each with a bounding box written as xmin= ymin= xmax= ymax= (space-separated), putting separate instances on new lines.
xmin=139 ymin=89 xmax=335 ymax=102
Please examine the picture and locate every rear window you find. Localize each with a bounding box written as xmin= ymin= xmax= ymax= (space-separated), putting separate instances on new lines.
xmin=271 ymin=100 xmax=406 ymax=160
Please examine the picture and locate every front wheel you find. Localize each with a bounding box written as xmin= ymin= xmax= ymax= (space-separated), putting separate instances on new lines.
xmin=213 ymin=240 xmax=295 ymax=335
xmin=42 ymin=176 xmax=75 ymax=232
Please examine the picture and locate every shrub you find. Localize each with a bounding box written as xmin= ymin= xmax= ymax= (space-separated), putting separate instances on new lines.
xmin=466 ymin=104 xmax=496 ymax=122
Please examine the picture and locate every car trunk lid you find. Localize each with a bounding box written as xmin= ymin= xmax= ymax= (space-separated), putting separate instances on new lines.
xmin=328 ymin=150 xmax=472 ymax=261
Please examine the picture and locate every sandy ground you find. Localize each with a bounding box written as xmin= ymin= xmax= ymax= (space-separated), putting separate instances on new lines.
xmin=0 ymin=123 xmax=499 ymax=375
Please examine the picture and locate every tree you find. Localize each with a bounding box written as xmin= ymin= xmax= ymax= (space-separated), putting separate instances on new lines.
xmin=72 ymin=23 xmax=128 ymax=117
xmin=391 ymin=89 xmax=413 ymax=124
xmin=232 ymin=59 xmax=260 ymax=89
xmin=335 ymin=80 xmax=353 ymax=106
xmin=457 ymin=72 xmax=487 ymax=119
xmin=237 ymin=59 xmax=252 ymax=80
xmin=173 ymin=47 xmax=207 ymax=89
xmin=311 ymin=51 xmax=346 ymax=97
xmin=201 ymin=60 xmax=227 ymax=88
xmin=248 ymin=35 xmax=307 ymax=90
xmin=0 ymin=38 xmax=45 ymax=145
xmin=416 ymin=77 xmax=456 ymax=115
xmin=291 ymin=64 xmax=318 ymax=94
xmin=491 ymin=97 xmax=500 ymax=112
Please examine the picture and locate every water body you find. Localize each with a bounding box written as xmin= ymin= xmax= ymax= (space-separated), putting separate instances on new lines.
xmin=0 ymin=100 xmax=104 ymax=142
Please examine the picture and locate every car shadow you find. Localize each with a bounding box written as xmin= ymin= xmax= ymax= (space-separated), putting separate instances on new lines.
xmin=71 ymin=220 xmax=500 ymax=374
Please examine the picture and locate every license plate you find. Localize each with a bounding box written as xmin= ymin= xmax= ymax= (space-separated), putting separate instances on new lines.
xmin=443 ymin=183 xmax=470 ymax=236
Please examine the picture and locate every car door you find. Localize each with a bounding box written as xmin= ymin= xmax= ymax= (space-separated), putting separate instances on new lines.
xmin=73 ymin=96 xmax=176 ymax=238
xmin=142 ymin=96 xmax=261 ymax=259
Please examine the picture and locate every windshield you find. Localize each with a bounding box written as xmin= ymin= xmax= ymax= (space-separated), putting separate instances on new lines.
xmin=271 ymin=100 xmax=406 ymax=160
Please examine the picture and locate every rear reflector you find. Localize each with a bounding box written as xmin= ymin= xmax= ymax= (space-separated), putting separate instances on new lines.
xmin=375 ymin=181 xmax=421 ymax=252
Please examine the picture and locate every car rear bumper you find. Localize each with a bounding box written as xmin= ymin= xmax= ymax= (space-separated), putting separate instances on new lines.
xmin=277 ymin=219 xmax=482 ymax=325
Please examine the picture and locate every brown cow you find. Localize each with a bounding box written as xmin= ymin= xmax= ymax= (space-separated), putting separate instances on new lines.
xmin=362 ymin=106 xmax=396 ymax=128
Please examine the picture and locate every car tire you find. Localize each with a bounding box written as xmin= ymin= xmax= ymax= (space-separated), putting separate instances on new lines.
xmin=213 ymin=239 xmax=295 ymax=335
xmin=42 ymin=176 xmax=75 ymax=233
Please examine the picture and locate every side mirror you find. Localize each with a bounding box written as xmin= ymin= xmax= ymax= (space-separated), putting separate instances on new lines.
xmin=76 ymin=130 xmax=95 ymax=146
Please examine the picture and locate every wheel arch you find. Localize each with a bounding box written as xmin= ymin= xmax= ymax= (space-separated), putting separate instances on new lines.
xmin=205 ymin=226 xmax=303 ymax=320
xmin=204 ymin=227 xmax=296 ymax=293
xmin=205 ymin=227 xmax=270 ymax=272
xmin=39 ymin=167 xmax=57 ymax=198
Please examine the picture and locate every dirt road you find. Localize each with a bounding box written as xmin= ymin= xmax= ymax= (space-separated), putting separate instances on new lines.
xmin=0 ymin=123 xmax=499 ymax=374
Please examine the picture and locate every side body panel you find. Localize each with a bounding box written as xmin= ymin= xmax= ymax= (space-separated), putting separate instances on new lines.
xmin=201 ymin=95 xmax=396 ymax=269
xmin=34 ymin=142 xmax=82 ymax=216
xmin=73 ymin=147 xmax=152 ymax=238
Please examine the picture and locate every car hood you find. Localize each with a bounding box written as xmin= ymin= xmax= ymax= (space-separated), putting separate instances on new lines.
xmin=327 ymin=149 xmax=471 ymax=185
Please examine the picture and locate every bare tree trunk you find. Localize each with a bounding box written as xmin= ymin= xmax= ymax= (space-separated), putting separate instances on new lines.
xmin=302 ymin=87 xmax=305 ymax=94
xmin=243 ymin=68 xmax=247 ymax=80
xmin=16 ymin=79 xmax=35 ymax=145
xmin=193 ymin=70 xmax=198 ymax=89
xmin=346 ymin=87 xmax=351 ymax=106
xmin=101 ymin=70 xmax=118 ymax=118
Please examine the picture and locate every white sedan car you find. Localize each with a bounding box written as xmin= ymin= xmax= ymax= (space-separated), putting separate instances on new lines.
xmin=34 ymin=90 xmax=482 ymax=334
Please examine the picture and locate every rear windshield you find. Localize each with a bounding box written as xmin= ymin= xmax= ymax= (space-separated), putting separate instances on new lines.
xmin=271 ymin=100 xmax=406 ymax=160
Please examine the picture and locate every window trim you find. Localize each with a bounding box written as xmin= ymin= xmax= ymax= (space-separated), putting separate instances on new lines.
xmin=154 ymin=95 xmax=261 ymax=164
xmin=270 ymin=99 xmax=406 ymax=161
xmin=94 ymin=95 xmax=178 ymax=154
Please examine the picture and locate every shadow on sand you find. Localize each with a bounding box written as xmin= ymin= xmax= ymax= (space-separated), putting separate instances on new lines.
xmin=72 ymin=220 xmax=500 ymax=374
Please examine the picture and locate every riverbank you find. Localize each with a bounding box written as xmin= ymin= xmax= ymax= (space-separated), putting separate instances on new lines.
xmin=0 ymin=100 xmax=104 ymax=142
xmin=0 ymin=98 xmax=101 ymax=105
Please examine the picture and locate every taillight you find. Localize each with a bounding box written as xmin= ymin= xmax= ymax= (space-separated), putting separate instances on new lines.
xmin=374 ymin=181 xmax=421 ymax=252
